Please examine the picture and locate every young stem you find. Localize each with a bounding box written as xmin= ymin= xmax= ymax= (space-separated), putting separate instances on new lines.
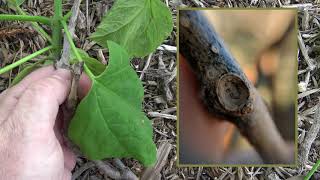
xmin=60 ymin=20 xmax=95 ymax=79
xmin=52 ymin=0 xmax=63 ymax=60
xmin=84 ymin=64 xmax=95 ymax=79
xmin=60 ymin=20 xmax=82 ymax=62
xmin=63 ymin=11 xmax=72 ymax=21
xmin=0 ymin=46 xmax=53 ymax=75
xmin=305 ymin=160 xmax=320 ymax=180
xmin=0 ymin=14 xmax=51 ymax=25
xmin=15 ymin=7 xmax=52 ymax=43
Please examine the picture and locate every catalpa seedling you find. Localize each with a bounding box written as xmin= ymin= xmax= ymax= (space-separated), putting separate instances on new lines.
xmin=0 ymin=0 xmax=173 ymax=166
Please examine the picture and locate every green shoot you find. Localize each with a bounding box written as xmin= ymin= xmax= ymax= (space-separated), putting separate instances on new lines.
xmin=305 ymin=159 xmax=320 ymax=180
xmin=0 ymin=46 xmax=53 ymax=75
xmin=52 ymin=0 xmax=63 ymax=59
xmin=0 ymin=14 xmax=51 ymax=25
xmin=15 ymin=7 xmax=52 ymax=43
xmin=61 ymin=20 xmax=95 ymax=79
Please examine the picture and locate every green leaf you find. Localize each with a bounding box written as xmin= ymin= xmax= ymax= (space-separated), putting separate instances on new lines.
xmin=68 ymin=41 xmax=156 ymax=166
xmin=89 ymin=0 xmax=173 ymax=58
xmin=70 ymin=48 xmax=105 ymax=76
xmin=8 ymin=0 xmax=25 ymax=7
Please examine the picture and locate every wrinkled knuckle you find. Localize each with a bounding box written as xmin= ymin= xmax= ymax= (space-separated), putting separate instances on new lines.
xmin=50 ymin=74 xmax=69 ymax=86
xmin=24 ymin=81 xmax=51 ymax=99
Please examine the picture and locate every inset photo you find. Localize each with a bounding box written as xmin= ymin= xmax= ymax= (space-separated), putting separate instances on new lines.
xmin=178 ymin=9 xmax=297 ymax=165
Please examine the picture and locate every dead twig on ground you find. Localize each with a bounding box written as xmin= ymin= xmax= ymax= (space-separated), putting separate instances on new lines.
xmin=300 ymin=101 xmax=320 ymax=165
xmin=142 ymin=142 xmax=172 ymax=180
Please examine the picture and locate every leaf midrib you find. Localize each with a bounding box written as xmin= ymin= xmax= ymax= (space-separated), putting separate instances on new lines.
xmin=94 ymin=89 xmax=129 ymax=155
xmin=95 ymin=77 xmax=141 ymax=112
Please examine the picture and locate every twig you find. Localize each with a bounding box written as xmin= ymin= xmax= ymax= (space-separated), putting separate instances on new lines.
xmin=179 ymin=10 xmax=293 ymax=164
xmin=298 ymin=89 xmax=320 ymax=99
xmin=300 ymin=102 xmax=320 ymax=165
xmin=196 ymin=167 xmax=203 ymax=180
xmin=56 ymin=0 xmax=82 ymax=69
xmin=157 ymin=44 xmax=177 ymax=53
xmin=55 ymin=0 xmax=83 ymax=155
xmin=281 ymin=3 xmax=313 ymax=10
xmin=190 ymin=0 xmax=205 ymax=7
xmin=298 ymin=31 xmax=316 ymax=71
xmin=142 ymin=142 xmax=172 ymax=180
xmin=112 ymin=159 xmax=138 ymax=180
xmin=148 ymin=112 xmax=177 ymax=120
xmin=86 ymin=0 xmax=90 ymax=33
xmin=140 ymin=53 xmax=153 ymax=80
xmin=71 ymin=161 xmax=95 ymax=180
xmin=94 ymin=160 xmax=121 ymax=179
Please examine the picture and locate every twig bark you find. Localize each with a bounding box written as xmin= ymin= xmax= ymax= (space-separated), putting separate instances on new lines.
xmin=112 ymin=159 xmax=138 ymax=180
xmin=142 ymin=142 xmax=172 ymax=180
xmin=55 ymin=0 xmax=83 ymax=155
xmin=94 ymin=159 xmax=138 ymax=179
xmin=94 ymin=160 xmax=121 ymax=179
xmin=298 ymin=31 xmax=316 ymax=71
xmin=179 ymin=10 xmax=293 ymax=164
xmin=71 ymin=161 xmax=95 ymax=180
xmin=300 ymin=101 xmax=320 ymax=165
xmin=140 ymin=53 xmax=153 ymax=80
xmin=56 ymin=0 xmax=82 ymax=69
xmin=148 ymin=112 xmax=177 ymax=120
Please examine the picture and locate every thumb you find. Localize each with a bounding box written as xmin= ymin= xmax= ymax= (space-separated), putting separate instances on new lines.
xmin=13 ymin=69 xmax=71 ymax=131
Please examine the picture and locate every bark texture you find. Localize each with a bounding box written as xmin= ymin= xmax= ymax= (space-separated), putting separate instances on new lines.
xmin=179 ymin=10 xmax=293 ymax=164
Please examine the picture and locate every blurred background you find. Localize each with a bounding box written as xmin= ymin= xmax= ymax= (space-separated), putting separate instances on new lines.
xmin=179 ymin=10 xmax=297 ymax=164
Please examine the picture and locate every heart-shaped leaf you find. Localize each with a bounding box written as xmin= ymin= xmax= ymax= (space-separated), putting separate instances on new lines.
xmin=89 ymin=0 xmax=173 ymax=58
xmin=68 ymin=41 xmax=156 ymax=166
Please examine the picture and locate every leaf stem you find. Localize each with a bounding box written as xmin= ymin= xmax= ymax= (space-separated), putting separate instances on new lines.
xmin=60 ymin=20 xmax=82 ymax=62
xmin=15 ymin=7 xmax=52 ymax=43
xmin=52 ymin=0 xmax=63 ymax=59
xmin=305 ymin=159 xmax=320 ymax=180
xmin=63 ymin=11 xmax=72 ymax=21
xmin=0 ymin=46 xmax=53 ymax=75
xmin=84 ymin=63 xmax=95 ymax=79
xmin=0 ymin=14 xmax=51 ymax=25
xmin=60 ymin=20 xmax=95 ymax=79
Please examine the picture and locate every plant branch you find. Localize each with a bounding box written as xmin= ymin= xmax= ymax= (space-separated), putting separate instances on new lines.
xmin=0 ymin=14 xmax=51 ymax=25
xmin=94 ymin=160 xmax=121 ymax=179
xmin=179 ymin=10 xmax=293 ymax=164
xmin=15 ymin=7 xmax=52 ymax=43
xmin=61 ymin=19 xmax=94 ymax=79
xmin=0 ymin=46 xmax=53 ymax=74
xmin=61 ymin=20 xmax=82 ymax=62
xmin=63 ymin=11 xmax=72 ymax=21
xmin=300 ymin=101 xmax=320 ymax=165
xmin=112 ymin=159 xmax=138 ymax=180
xmin=52 ymin=0 xmax=63 ymax=60
xmin=56 ymin=0 xmax=82 ymax=69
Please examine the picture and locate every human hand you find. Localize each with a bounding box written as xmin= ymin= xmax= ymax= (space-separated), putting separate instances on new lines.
xmin=179 ymin=54 xmax=235 ymax=163
xmin=0 ymin=66 xmax=90 ymax=180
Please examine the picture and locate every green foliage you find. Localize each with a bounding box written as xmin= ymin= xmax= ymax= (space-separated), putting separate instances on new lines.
xmin=70 ymin=48 xmax=105 ymax=76
xmin=90 ymin=0 xmax=173 ymax=57
xmin=68 ymin=41 xmax=157 ymax=166
xmin=7 ymin=0 xmax=25 ymax=7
